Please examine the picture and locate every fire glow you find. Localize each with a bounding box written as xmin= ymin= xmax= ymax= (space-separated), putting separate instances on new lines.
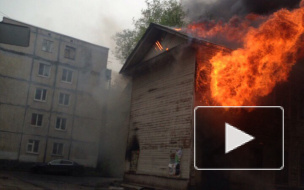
xmin=155 ymin=40 xmax=163 ymax=51
xmin=190 ymin=1 xmax=304 ymax=106
xmin=155 ymin=40 xmax=169 ymax=52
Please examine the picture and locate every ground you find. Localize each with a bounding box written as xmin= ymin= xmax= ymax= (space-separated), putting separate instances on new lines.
xmin=0 ymin=171 xmax=122 ymax=190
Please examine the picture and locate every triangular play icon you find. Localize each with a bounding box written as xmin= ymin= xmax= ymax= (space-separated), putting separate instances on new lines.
xmin=225 ymin=123 xmax=255 ymax=154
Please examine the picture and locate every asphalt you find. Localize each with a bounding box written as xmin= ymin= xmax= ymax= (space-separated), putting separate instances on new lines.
xmin=0 ymin=171 xmax=123 ymax=190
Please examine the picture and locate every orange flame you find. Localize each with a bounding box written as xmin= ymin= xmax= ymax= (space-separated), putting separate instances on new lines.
xmin=193 ymin=3 xmax=304 ymax=106
xmin=155 ymin=40 xmax=164 ymax=51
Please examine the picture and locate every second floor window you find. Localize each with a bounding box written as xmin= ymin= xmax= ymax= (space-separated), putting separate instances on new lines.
xmin=31 ymin=113 xmax=43 ymax=126
xmin=61 ymin=69 xmax=73 ymax=83
xmin=64 ymin=46 xmax=76 ymax=60
xmin=59 ymin=93 xmax=70 ymax=106
xmin=27 ymin=139 xmax=39 ymax=153
xmin=52 ymin=143 xmax=63 ymax=156
xmin=38 ymin=63 xmax=51 ymax=77
xmin=42 ymin=39 xmax=53 ymax=53
xmin=34 ymin=88 xmax=47 ymax=101
xmin=55 ymin=117 xmax=67 ymax=130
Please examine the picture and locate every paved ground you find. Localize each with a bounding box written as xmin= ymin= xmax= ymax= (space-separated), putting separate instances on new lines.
xmin=0 ymin=171 xmax=122 ymax=190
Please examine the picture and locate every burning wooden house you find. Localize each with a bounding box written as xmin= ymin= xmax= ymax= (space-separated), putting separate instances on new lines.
xmin=120 ymin=23 xmax=228 ymax=189
xmin=120 ymin=20 xmax=304 ymax=189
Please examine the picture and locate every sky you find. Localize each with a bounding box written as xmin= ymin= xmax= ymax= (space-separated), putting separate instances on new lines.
xmin=0 ymin=0 xmax=147 ymax=72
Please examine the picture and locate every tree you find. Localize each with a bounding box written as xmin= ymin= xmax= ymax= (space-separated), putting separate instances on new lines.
xmin=113 ymin=0 xmax=185 ymax=63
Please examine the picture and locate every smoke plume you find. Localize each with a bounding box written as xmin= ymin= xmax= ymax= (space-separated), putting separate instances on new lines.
xmin=182 ymin=0 xmax=301 ymax=21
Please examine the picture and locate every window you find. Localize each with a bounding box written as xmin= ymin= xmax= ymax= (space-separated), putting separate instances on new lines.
xmin=55 ymin=117 xmax=67 ymax=130
xmin=64 ymin=46 xmax=76 ymax=60
xmin=52 ymin=143 xmax=63 ymax=156
xmin=61 ymin=160 xmax=73 ymax=165
xmin=27 ymin=139 xmax=39 ymax=153
xmin=61 ymin=69 xmax=73 ymax=83
xmin=38 ymin=63 xmax=51 ymax=77
xmin=49 ymin=159 xmax=61 ymax=165
xmin=59 ymin=93 xmax=70 ymax=106
xmin=34 ymin=88 xmax=47 ymax=101
xmin=31 ymin=113 xmax=43 ymax=126
xmin=42 ymin=39 xmax=53 ymax=53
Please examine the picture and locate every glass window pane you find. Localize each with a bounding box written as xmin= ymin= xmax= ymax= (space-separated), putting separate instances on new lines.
xmin=37 ymin=115 xmax=43 ymax=126
xmin=31 ymin=113 xmax=37 ymax=125
xmin=44 ymin=65 xmax=50 ymax=76
xmin=61 ymin=119 xmax=66 ymax=130
xmin=42 ymin=40 xmax=47 ymax=51
xmin=35 ymin=89 xmax=41 ymax=100
xmin=33 ymin=141 xmax=39 ymax=152
xmin=56 ymin=118 xmax=61 ymax=129
xmin=64 ymin=95 xmax=69 ymax=105
xmin=64 ymin=46 xmax=76 ymax=59
xmin=42 ymin=89 xmax=47 ymax=100
xmin=38 ymin=64 xmax=44 ymax=75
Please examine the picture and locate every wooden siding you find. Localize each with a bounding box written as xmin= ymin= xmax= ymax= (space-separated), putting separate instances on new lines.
xmin=126 ymin=47 xmax=196 ymax=183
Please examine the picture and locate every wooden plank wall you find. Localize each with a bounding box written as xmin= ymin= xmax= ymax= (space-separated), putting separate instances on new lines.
xmin=126 ymin=48 xmax=196 ymax=180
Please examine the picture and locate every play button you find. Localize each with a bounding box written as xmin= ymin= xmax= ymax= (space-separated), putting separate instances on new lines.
xmin=194 ymin=106 xmax=284 ymax=170
xmin=225 ymin=123 xmax=255 ymax=154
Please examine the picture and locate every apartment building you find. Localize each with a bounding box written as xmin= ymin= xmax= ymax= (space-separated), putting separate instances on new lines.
xmin=0 ymin=17 xmax=109 ymax=167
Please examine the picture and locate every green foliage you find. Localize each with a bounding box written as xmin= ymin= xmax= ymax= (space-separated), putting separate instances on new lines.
xmin=113 ymin=0 xmax=185 ymax=63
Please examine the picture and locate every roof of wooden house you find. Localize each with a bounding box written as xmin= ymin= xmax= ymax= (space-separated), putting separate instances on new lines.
xmin=119 ymin=23 xmax=227 ymax=75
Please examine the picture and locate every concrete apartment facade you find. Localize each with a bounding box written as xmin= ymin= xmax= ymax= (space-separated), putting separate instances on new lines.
xmin=0 ymin=17 xmax=109 ymax=167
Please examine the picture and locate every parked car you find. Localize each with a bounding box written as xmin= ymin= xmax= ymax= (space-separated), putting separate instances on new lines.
xmin=30 ymin=159 xmax=84 ymax=176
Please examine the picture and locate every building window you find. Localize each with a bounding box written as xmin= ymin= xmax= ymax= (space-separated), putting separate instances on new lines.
xmin=61 ymin=69 xmax=73 ymax=83
xmin=55 ymin=117 xmax=66 ymax=130
xmin=42 ymin=39 xmax=53 ymax=53
xmin=59 ymin=93 xmax=70 ymax=106
xmin=52 ymin=143 xmax=63 ymax=156
xmin=64 ymin=46 xmax=76 ymax=60
xmin=38 ymin=63 xmax=51 ymax=77
xmin=31 ymin=113 xmax=43 ymax=126
xmin=34 ymin=88 xmax=47 ymax=101
xmin=27 ymin=139 xmax=39 ymax=153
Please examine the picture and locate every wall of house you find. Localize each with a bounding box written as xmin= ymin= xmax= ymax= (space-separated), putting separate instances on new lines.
xmin=0 ymin=17 xmax=109 ymax=168
xmin=124 ymin=47 xmax=196 ymax=189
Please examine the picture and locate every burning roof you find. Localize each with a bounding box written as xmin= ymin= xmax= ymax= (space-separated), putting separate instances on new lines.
xmin=121 ymin=0 xmax=304 ymax=107
xmin=119 ymin=23 xmax=227 ymax=76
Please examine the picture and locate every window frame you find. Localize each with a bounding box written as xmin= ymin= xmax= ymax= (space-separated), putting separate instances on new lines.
xmin=38 ymin=63 xmax=51 ymax=78
xmin=41 ymin=39 xmax=53 ymax=53
xmin=27 ymin=139 xmax=40 ymax=154
xmin=31 ymin=113 xmax=43 ymax=127
xmin=58 ymin=92 xmax=70 ymax=106
xmin=34 ymin=88 xmax=47 ymax=102
xmin=61 ymin=68 xmax=73 ymax=83
xmin=52 ymin=142 xmax=64 ymax=156
xmin=55 ymin=117 xmax=67 ymax=131
xmin=64 ymin=46 xmax=76 ymax=60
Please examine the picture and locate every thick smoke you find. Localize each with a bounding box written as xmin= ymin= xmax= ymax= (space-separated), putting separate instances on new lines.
xmin=182 ymin=0 xmax=301 ymax=21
